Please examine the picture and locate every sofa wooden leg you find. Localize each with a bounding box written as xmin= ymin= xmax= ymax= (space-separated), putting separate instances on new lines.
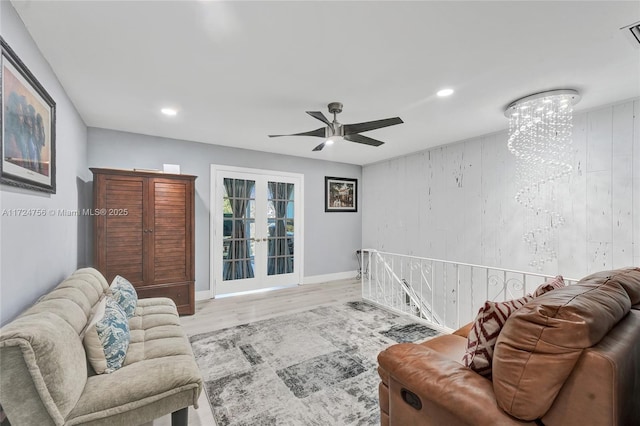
xmin=171 ymin=407 xmax=188 ymax=426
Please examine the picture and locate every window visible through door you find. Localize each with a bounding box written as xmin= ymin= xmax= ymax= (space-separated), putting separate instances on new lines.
xmin=211 ymin=165 xmax=303 ymax=296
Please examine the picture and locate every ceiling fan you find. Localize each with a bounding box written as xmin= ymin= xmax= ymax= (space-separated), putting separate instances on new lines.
xmin=269 ymin=102 xmax=404 ymax=151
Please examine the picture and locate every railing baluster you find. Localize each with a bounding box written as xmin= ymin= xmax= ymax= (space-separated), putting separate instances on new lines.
xmin=391 ymin=256 xmax=396 ymax=310
xmin=368 ymin=250 xmax=372 ymax=300
xmin=503 ymin=270 xmax=507 ymax=302
xmin=470 ymin=266 xmax=475 ymax=323
xmin=400 ymin=257 xmax=404 ymax=312
xmin=420 ymin=260 xmax=424 ymax=320
xmin=443 ymin=265 xmax=447 ymax=328
xmin=431 ymin=261 xmax=435 ymax=323
xmin=485 ymin=268 xmax=489 ymax=303
xmin=455 ymin=264 xmax=460 ymax=329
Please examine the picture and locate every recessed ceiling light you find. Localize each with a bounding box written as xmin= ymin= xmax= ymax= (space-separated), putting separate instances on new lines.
xmin=437 ymin=88 xmax=454 ymax=97
xmin=161 ymin=108 xmax=178 ymax=116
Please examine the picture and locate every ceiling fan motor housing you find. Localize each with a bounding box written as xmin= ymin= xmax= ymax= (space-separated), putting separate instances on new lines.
xmin=326 ymin=123 xmax=344 ymax=138
xmin=326 ymin=102 xmax=344 ymax=137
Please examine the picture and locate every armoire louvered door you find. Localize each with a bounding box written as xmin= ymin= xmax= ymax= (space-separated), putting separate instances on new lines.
xmin=92 ymin=168 xmax=196 ymax=315
xmin=150 ymin=178 xmax=192 ymax=285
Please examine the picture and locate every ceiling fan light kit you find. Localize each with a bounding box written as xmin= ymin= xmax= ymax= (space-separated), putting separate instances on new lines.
xmin=269 ymin=102 xmax=403 ymax=152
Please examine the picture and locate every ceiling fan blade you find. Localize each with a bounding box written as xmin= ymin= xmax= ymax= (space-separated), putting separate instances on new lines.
xmin=312 ymin=142 xmax=326 ymax=151
xmin=343 ymin=117 xmax=403 ymax=135
xmin=306 ymin=111 xmax=332 ymax=125
xmin=269 ymin=127 xmax=326 ymax=138
xmin=344 ymin=133 xmax=385 ymax=147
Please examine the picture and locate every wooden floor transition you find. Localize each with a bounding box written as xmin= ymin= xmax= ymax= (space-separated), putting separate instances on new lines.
xmin=146 ymin=278 xmax=362 ymax=426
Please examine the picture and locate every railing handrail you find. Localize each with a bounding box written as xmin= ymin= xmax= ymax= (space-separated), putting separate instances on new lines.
xmin=361 ymin=248 xmax=579 ymax=283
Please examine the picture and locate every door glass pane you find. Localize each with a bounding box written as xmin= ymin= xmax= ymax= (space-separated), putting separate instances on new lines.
xmin=267 ymin=181 xmax=294 ymax=275
xmin=223 ymin=178 xmax=256 ymax=281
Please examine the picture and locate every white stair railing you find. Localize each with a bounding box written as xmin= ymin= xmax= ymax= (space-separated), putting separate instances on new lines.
xmin=360 ymin=249 xmax=578 ymax=332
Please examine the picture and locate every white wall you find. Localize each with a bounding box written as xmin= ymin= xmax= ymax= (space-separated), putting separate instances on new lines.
xmin=0 ymin=2 xmax=89 ymax=325
xmin=362 ymin=99 xmax=640 ymax=280
xmin=87 ymin=128 xmax=363 ymax=293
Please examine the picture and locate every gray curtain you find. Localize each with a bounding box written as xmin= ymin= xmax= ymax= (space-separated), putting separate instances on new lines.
xmin=268 ymin=182 xmax=294 ymax=275
xmin=223 ymin=179 xmax=255 ymax=280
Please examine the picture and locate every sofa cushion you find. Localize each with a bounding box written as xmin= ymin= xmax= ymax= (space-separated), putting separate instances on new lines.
xmin=492 ymin=272 xmax=632 ymax=421
xmin=125 ymin=298 xmax=189 ymax=366
xmin=0 ymin=313 xmax=88 ymax=424
xmin=541 ymin=309 xmax=640 ymax=426
xmin=463 ymin=295 xmax=533 ymax=378
xmin=66 ymin=297 xmax=202 ymax=425
xmin=67 ymin=354 xmax=202 ymax=425
xmin=83 ymin=297 xmax=131 ymax=374
xmin=134 ymin=297 xmax=178 ymax=317
xmin=73 ymin=267 xmax=111 ymax=294
xmin=579 ymin=267 xmax=640 ymax=308
xmin=532 ymin=275 xmax=565 ymax=297
xmin=110 ymin=275 xmax=138 ymax=318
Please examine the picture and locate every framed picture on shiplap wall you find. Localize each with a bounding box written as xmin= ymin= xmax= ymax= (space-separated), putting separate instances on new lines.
xmin=325 ymin=176 xmax=357 ymax=212
xmin=1 ymin=36 xmax=56 ymax=194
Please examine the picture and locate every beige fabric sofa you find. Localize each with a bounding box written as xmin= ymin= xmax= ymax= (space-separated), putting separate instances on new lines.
xmin=0 ymin=267 xmax=202 ymax=426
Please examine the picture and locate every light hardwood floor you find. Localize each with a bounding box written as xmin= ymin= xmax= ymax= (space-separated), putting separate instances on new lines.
xmin=147 ymin=278 xmax=362 ymax=426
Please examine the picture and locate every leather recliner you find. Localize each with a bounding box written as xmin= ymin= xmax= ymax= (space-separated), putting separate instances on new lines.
xmin=377 ymin=268 xmax=640 ymax=426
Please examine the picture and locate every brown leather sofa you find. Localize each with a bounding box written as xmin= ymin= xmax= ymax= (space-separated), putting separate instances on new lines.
xmin=377 ymin=268 xmax=640 ymax=426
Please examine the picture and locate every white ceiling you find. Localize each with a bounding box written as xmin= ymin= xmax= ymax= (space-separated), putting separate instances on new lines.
xmin=10 ymin=1 xmax=640 ymax=166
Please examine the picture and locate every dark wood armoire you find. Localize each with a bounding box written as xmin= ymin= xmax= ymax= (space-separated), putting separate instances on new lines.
xmin=91 ymin=168 xmax=196 ymax=315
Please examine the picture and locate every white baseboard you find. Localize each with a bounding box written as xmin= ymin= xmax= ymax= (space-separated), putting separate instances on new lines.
xmin=302 ymin=270 xmax=358 ymax=285
xmin=195 ymin=290 xmax=211 ymax=301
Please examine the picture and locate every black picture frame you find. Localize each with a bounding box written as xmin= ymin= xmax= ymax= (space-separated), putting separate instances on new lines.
xmin=325 ymin=176 xmax=357 ymax=212
xmin=1 ymin=36 xmax=56 ymax=194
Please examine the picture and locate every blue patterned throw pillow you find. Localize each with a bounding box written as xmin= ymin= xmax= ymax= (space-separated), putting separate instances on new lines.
xmin=83 ymin=297 xmax=130 ymax=374
xmin=110 ymin=275 xmax=138 ymax=318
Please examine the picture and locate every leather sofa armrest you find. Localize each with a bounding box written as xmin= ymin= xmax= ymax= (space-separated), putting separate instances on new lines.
xmin=378 ymin=343 xmax=534 ymax=426
xmin=452 ymin=322 xmax=473 ymax=338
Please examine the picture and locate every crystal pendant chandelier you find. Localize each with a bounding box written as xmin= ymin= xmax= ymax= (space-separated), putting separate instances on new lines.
xmin=504 ymin=89 xmax=580 ymax=270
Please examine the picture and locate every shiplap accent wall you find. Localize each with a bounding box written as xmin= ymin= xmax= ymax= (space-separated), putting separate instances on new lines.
xmin=362 ymin=99 xmax=639 ymax=280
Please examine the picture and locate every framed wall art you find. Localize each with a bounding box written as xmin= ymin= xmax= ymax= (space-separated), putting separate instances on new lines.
xmin=325 ymin=176 xmax=357 ymax=212
xmin=1 ymin=36 xmax=56 ymax=193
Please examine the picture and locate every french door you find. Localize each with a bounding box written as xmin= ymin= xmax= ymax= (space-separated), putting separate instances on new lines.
xmin=211 ymin=165 xmax=303 ymax=296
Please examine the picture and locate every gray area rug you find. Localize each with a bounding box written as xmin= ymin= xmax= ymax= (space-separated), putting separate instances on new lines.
xmin=190 ymin=301 xmax=440 ymax=426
